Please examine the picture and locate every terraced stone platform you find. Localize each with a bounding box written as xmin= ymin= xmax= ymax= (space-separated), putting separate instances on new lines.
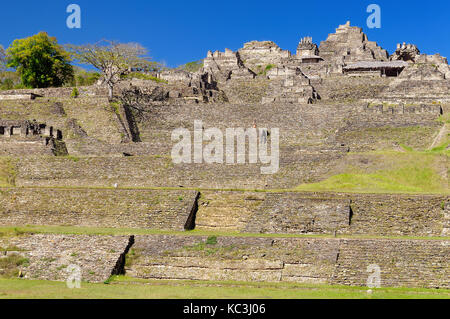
xmin=0 ymin=188 xmax=197 ymax=230
xmin=126 ymin=235 xmax=449 ymax=289
xmin=196 ymin=191 xmax=449 ymax=237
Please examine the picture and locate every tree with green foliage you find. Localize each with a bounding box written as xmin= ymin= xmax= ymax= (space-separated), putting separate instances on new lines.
xmin=67 ymin=40 xmax=153 ymax=99
xmin=6 ymin=32 xmax=74 ymax=88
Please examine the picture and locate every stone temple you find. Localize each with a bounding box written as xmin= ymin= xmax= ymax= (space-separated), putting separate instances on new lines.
xmin=0 ymin=21 xmax=448 ymax=291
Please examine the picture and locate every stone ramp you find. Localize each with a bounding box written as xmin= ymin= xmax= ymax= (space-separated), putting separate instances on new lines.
xmin=126 ymin=235 xmax=450 ymax=289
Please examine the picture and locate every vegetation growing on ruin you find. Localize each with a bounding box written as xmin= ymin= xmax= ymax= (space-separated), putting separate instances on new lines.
xmin=121 ymin=72 xmax=168 ymax=83
xmin=0 ymin=226 xmax=447 ymax=241
xmin=296 ymin=151 xmax=448 ymax=194
xmin=0 ymin=158 xmax=16 ymax=187
xmin=0 ymin=254 xmax=29 ymax=278
xmin=178 ymin=60 xmax=204 ymax=73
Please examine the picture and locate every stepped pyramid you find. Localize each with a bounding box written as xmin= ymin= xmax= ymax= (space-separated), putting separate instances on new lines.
xmin=319 ymin=21 xmax=389 ymax=72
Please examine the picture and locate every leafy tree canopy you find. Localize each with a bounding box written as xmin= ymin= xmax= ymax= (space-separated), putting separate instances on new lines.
xmin=6 ymin=32 xmax=74 ymax=88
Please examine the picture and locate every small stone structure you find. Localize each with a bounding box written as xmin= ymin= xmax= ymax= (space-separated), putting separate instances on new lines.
xmin=0 ymin=119 xmax=66 ymax=156
xmin=390 ymin=43 xmax=421 ymax=63
xmin=238 ymin=41 xmax=291 ymax=70
xmin=202 ymin=48 xmax=256 ymax=83
xmin=415 ymin=53 xmax=450 ymax=79
xmin=343 ymin=61 xmax=408 ymax=77
xmin=0 ymin=119 xmax=62 ymax=140
xmin=296 ymin=37 xmax=323 ymax=63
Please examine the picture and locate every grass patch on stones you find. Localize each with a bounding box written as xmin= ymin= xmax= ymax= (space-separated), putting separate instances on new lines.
xmin=296 ymin=151 xmax=449 ymax=194
xmin=0 ymin=254 xmax=29 ymax=278
xmin=0 ymin=158 xmax=16 ymax=187
xmin=0 ymin=225 xmax=447 ymax=241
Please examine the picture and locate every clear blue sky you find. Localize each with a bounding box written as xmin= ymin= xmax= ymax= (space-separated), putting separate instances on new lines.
xmin=1 ymin=0 xmax=449 ymax=67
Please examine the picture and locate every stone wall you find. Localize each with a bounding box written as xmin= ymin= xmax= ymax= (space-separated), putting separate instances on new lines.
xmin=333 ymin=239 xmax=449 ymax=288
xmin=2 ymin=187 xmax=445 ymax=237
xmin=0 ymin=140 xmax=55 ymax=156
xmin=4 ymin=233 xmax=447 ymax=287
xmin=13 ymin=152 xmax=346 ymax=189
xmin=126 ymin=235 xmax=450 ymax=288
xmin=0 ymin=93 xmax=37 ymax=100
xmin=196 ymin=191 xmax=449 ymax=237
xmin=0 ymin=188 xmax=198 ymax=230
xmin=0 ymin=86 xmax=108 ymax=98
xmin=0 ymin=234 xmax=131 ymax=282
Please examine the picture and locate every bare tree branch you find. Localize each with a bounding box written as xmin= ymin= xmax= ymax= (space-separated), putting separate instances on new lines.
xmin=120 ymin=86 xmax=168 ymax=121
xmin=66 ymin=40 xmax=155 ymax=99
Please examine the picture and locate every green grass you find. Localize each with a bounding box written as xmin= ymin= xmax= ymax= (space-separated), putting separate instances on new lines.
xmin=296 ymin=151 xmax=448 ymax=194
xmin=0 ymin=225 xmax=447 ymax=241
xmin=178 ymin=60 xmax=204 ymax=73
xmin=0 ymin=277 xmax=448 ymax=299
xmin=122 ymin=72 xmax=168 ymax=83
xmin=61 ymin=155 xmax=80 ymax=162
xmin=0 ymin=158 xmax=16 ymax=187
xmin=0 ymin=255 xmax=29 ymax=278
xmin=437 ymin=112 xmax=450 ymax=124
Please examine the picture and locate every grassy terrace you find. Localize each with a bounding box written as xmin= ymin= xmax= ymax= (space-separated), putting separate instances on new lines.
xmin=0 ymin=226 xmax=448 ymax=241
xmin=1 ymin=148 xmax=448 ymax=194
xmin=296 ymin=150 xmax=449 ymax=194
xmin=0 ymin=277 xmax=448 ymax=299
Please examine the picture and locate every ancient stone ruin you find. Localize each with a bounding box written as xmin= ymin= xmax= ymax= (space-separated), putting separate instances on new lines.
xmin=150 ymin=21 xmax=449 ymax=106
xmin=0 ymin=21 xmax=448 ymax=293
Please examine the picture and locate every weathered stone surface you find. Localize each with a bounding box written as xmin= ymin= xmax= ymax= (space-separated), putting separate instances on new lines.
xmin=195 ymin=191 xmax=448 ymax=237
xmin=238 ymin=41 xmax=291 ymax=72
xmin=319 ymin=21 xmax=389 ymax=74
xmin=390 ymin=43 xmax=420 ymax=63
xmin=0 ymin=20 xmax=449 ymax=291
xmin=0 ymin=93 xmax=37 ymax=100
xmin=0 ymin=188 xmax=198 ymax=230
xmin=0 ymin=234 xmax=130 ymax=282
xmin=202 ymin=48 xmax=256 ymax=83
xmin=263 ymin=66 xmax=318 ymax=104
xmin=333 ymin=239 xmax=450 ymax=288
xmin=126 ymin=235 xmax=450 ymax=288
